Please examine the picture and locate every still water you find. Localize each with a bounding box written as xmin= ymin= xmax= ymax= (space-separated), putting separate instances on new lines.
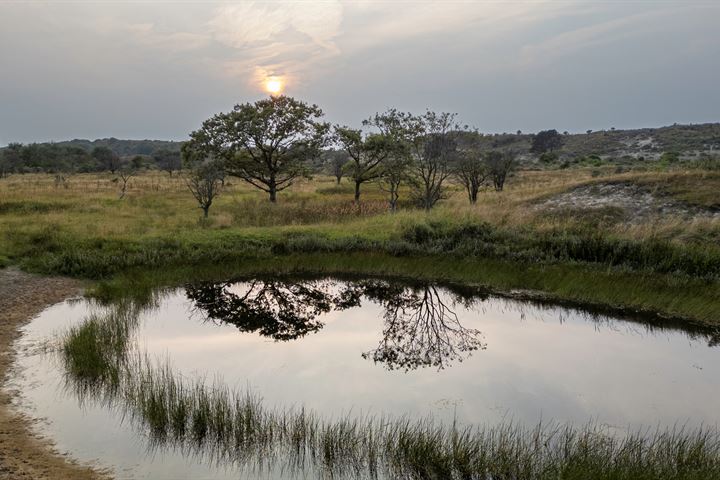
xmin=11 ymin=277 xmax=720 ymax=479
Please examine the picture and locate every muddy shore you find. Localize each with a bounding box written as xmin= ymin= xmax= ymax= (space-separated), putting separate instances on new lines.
xmin=0 ymin=268 xmax=104 ymax=480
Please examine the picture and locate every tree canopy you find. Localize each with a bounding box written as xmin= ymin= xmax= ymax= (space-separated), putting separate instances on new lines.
xmin=187 ymin=95 xmax=330 ymax=202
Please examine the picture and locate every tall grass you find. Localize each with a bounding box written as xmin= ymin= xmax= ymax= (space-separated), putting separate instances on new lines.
xmin=60 ymin=307 xmax=720 ymax=479
xmin=3 ymin=170 xmax=719 ymax=322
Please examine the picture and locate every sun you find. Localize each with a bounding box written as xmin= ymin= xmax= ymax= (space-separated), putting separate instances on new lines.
xmin=264 ymin=77 xmax=284 ymax=95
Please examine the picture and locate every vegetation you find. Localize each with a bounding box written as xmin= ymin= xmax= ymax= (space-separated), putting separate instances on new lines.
xmin=1 ymin=166 xmax=719 ymax=324
xmin=60 ymin=305 xmax=720 ymax=479
xmin=186 ymin=96 xmax=329 ymax=203
xmin=531 ymin=129 xmax=564 ymax=154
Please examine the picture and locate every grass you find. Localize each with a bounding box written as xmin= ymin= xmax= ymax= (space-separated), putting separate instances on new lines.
xmin=60 ymin=306 xmax=720 ymax=479
xmin=2 ymin=169 xmax=719 ymax=324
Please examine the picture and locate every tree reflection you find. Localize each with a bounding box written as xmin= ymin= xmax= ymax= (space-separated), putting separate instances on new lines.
xmin=186 ymin=280 xmax=342 ymax=341
xmin=187 ymin=277 xmax=487 ymax=371
xmin=358 ymin=280 xmax=487 ymax=371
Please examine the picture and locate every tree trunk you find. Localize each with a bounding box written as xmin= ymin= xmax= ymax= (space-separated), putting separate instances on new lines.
xmin=354 ymin=181 xmax=361 ymax=202
xmin=470 ymin=184 xmax=478 ymax=204
xmin=203 ymin=205 xmax=210 ymax=218
xmin=268 ymin=174 xmax=277 ymax=203
xmin=336 ymin=175 xmax=342 ymax=185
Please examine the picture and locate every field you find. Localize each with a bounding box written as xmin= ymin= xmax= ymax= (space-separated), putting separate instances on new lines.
xmin=2 ymin=167 xmax=720 ymax=479
xmin=1 ymin=167 xmax=719 ymax=324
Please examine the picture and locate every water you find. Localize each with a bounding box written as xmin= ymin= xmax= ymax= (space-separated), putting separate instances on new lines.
xmin=11 ymin=276 xmax=720 ymax=479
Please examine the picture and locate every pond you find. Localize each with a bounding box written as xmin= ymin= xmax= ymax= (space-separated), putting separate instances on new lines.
xmin=11 ymin=276 xmax=720 ymax=479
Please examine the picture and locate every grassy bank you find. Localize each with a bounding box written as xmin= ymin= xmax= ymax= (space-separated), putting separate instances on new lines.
xmin=2 ymin=169 xmax=719 ymax=324
xmin=61 ymin=307 xmax=720 ymax=480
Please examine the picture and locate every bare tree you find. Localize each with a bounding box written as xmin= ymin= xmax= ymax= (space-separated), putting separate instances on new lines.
xmin=324 ymin=150 xmax=348 ymax=184
xmin=486 ymin=149 xmax=516 ymax=192
xmin=185 ymin=161 xmax=224 ymax=218
xmin=405 ymin=111 xmax=461 ymax=210
xmin=117 ymin=165 xmax=135 ymax=199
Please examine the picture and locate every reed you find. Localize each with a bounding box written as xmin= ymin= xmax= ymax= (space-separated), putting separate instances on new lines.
xmin=60 ymin=307 xmax=720 ymax=479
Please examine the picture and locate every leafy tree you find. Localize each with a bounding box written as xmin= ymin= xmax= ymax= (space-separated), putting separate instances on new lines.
xmin=187 ymin=96 xmax=329 ymax=202
xmin=3 ymin=143 xmax=23 ymax=173
xmin=334 ymin=126 xmax=394 ymax=201
xmin=539 ymin=151 xmax=559 ymax=163
xmin=530 ymin=129 xmax=564 ymax=154
xmin=153 ymin=149 xmax=182 ymax=176
xmin=91 ymin=146 xmax=121 ymax=173
xmin=131 ymin=155 xmax=145 ymax=170
xmin=453 ymin=133 xmax=488 ymax=204
xmin=363 ymin=109 xmax=414 ymax=211
xmin=486 ymin=149 xmax=516 ymax=191
xmin=660 ymin=151 xmax=680 ymax=164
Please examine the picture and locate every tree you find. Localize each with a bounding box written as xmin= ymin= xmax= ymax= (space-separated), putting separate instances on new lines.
xmin=324 ymin=150 xmax=348 ymax=184
xmin=185 ymin=159 xmax=224 ymax=218
xmin=116 ymin=163 xmax=135 ymax=199
xmin=453 ymin=132 xmax=488 ymax=204
xmin=364 ymin=109 xmax=414 ymax=211
xmin=131 ymin=155 xmax=145 ymax=170
xmin=2 ymin=143 xmax=23 ymax=174
xmin=334 ymin=126 xmax=394 ymax=201
xmin=153 ymin=149 xmax=182 ymax=176
xmin=187 ymin=96 xmax=329 ymax=203
xmin=530 ymin=129 xmax=564 ymax=154
xmin=454 ymin=153 xmax=487 ymax=204
xmin=0 ymin=151 xmax=8 ymax=178
xmin=486 ymin=150 xmax=516 ymax=192
xmin=91 ymin=146 xmax=121 ymax=173
xmin=405 ymin=111 xmax=461 ymax=210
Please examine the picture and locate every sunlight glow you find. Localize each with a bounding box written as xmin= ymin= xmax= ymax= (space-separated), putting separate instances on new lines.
xmin=264 ymin=77 xmax=284 ymax=95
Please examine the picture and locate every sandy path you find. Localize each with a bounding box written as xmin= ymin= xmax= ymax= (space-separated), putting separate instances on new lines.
xmin=0 ymin=268 xmax=105 ymax=479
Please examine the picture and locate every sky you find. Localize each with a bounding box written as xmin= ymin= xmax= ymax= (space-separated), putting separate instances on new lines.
xmin=1 ymin=0 xmax=719 ymax=145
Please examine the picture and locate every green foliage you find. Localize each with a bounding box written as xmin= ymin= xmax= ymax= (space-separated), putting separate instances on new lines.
xmin=660 ymin=151 xmax=681 ymax=165
xmin=531 ymin=129 xmax=564 ymax=154
xmin=187 ymin=95 xmax=330 ymax=202
xmin=539 ymin=151 xmax=559 ymax=163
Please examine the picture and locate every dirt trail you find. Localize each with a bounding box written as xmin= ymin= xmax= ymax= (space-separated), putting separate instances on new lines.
xmin=0 ymin=268 xmax=104 ymax=480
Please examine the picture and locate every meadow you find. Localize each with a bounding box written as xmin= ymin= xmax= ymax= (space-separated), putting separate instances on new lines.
xmin=1 ymin=167 xmax=719 ymax=324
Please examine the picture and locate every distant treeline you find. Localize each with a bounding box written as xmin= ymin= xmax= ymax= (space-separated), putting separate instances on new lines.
xmin=1 ymin=123 xmax=719 ymax=176
xmin=0 ymin=139 xmax=182 ymax=175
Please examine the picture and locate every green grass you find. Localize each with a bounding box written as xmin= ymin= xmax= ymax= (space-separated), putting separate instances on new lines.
xmin=2 ymin=170 xmax=719 ymax=325
xmin=60 ymin=307 xmax=720 ymax=479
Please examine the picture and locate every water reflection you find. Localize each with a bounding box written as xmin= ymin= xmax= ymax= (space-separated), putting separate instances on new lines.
xmin=186 ymin=280 xmax=340 ymax=341
xmin=186 ymin=278 xmax=488 ymax=371
xmin=14 ymin=275 xmax=720 ymax=480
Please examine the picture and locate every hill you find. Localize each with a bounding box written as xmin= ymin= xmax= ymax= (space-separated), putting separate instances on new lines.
xmin=52 ymin=138 xmax=183 ymax=156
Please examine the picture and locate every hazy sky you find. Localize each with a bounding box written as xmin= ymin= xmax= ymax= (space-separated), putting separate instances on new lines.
xmin=1 ymin=1 xmax=719 ymax=145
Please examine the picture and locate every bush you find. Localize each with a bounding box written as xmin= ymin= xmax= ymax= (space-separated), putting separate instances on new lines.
xmin=539 ymin=152 xmax=559 ymax=163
